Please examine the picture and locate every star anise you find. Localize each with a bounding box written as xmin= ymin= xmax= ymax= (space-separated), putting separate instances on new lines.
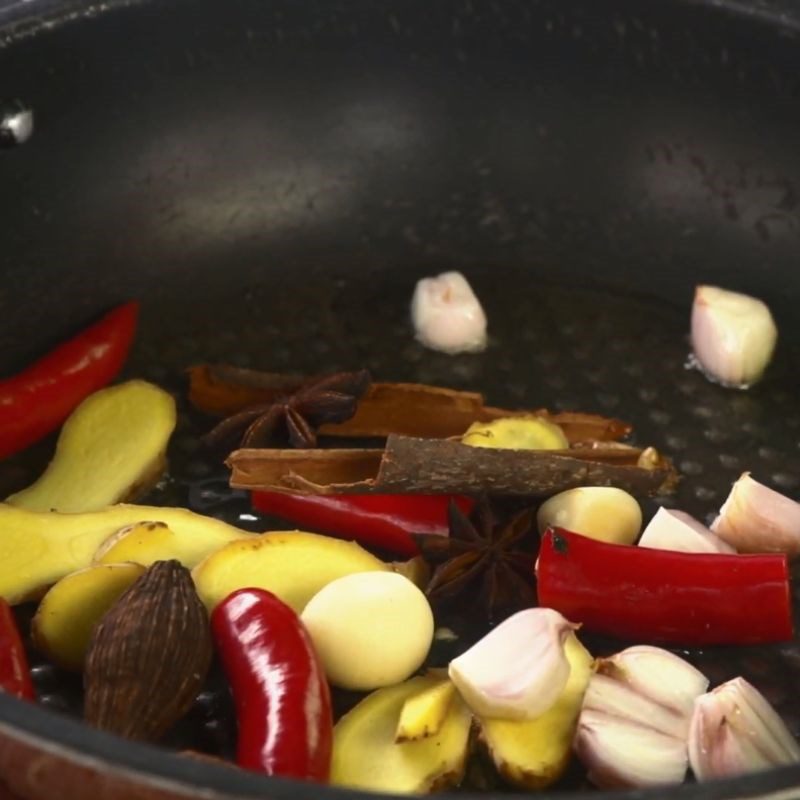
xmin=414 ymin=498 xmax=539 ymax=623
xmin=203 ymin=369 xmax=371 ymax=450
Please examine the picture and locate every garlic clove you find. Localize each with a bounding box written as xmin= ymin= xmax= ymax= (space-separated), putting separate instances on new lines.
xmin=597 ymin=645 xmax=709 ymax=720
xmin=582 ymin=673 xmax=688 ymax=740
xmin=689 ymin=677 xmax=800 ymax=781
xmin=639 ymin=508 xmax=735 ymax=555
xmin=711 ymin=472 xmax=800 ymax=556
xmin=536 ymin=487 xmax=642 ymax=546
xmin=448 ymin=608 xmax=577 ymax=720
xmin=575 ymin=709 xmax=689 ymax=789
xmin=410 ymin=271 xmax=488 ymax=355
xmin=690 ymin=285 xmax=777 ymax=388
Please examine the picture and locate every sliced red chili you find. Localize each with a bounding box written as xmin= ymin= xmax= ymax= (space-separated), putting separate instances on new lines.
xmin=0 ymin=301 xmax=139 ymax=459
xmin=0 ymin=600 xmax=34 ymax=701
xmin=537 ymin=527 xmax=793 ymax=646
xmin=251 ymin=491 xmax=474 ymax=557
xmin=211 ymin=588 xmax=332 ymax=781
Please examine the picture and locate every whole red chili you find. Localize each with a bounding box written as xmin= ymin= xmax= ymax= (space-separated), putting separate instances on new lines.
xmin=211 ymin=588 xmax=332 ymax=781
xmin=0 ymin=301 xmax=139 ymax=459
xmin=0 ymin=599 xmax=34 ymax=701
xmin=537 ymin=527 xmax=792 ymax=646
xmin=251 ymin=492 xmax=474 ymax=557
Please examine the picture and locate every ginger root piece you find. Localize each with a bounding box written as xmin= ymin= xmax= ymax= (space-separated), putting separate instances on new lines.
xmin=332 ymin=674 xmax=472 ymax=793
xmin=192 ymin=531 xmax=389 ymax=613
xmin=94 ymin=520 xmax=243 ymax=569
xmin=7 ymin=380 xmax=176 ymax=513
xmin=0 ymin=503 xmax=250 ymax=604
xmin=477 ymin=633 xmax=593 ymax=789
xmin=395 ymin=676 xmax=456 ymax=742
xmin=32 ymin=563 xmax=145 ymax=671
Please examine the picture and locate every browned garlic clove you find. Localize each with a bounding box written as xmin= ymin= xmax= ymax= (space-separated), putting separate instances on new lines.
xmin=690 ymin=285 xmax=777 ymax=388
xmin=410 ymin=271 xmax=487 ymax=354
xmin=574 ymin=646 xmax=708 ymax=789
xmin=575 ymin=710 xmax=689 ymax=789
xmin=639 ymin=508 xmax=735 ymax=554
xmin=689 ymin=677 xmax=800 ymax=781
xmin=711 ymin=472 xmax=800 ymax=556
xmin=448 ymin=608 xmax=578 ymax=720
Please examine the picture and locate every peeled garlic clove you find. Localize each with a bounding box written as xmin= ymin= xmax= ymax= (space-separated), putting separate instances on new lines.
xmin=575 ymin=709 xmax=689 ymax=789
xmin=689 ymin=677 xmax=800 ymax=781
xmin=461 ymin=416 xmax=568 ymax=450
xmin=639 ymin=508 xmax=735 ymax=555
xmin=448 ymin=608 xmax=577 ymax=720
xmin=536 ymin=487 xmax=642 ymax=546
xmin=410 ymin=271 xmax=487 ymax=355
xmin=711 ymin=472 xmax=800 ymax=556
xmin=597 ymin=645 xmax=709 ymax=720
xmin=582 ymin=674 xmax=688 ymax=740
xmin=690 ymin=285 xmax=777 ymax=388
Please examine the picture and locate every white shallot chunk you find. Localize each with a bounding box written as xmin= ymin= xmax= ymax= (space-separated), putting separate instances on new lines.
xmin=410 ymin=271 xmax=487 ymax=354
xmin=448 ymin=608 xmax=576 ymax=720
xmin=639 ymin=508 xmax=735 ymax=554
xmin=711 ymin=472 xmax=800 ymax=556
xmin=689 ymin=677 xmax=800 ymax=781
xmin=690 ymin=285 xmax=777 ymax=388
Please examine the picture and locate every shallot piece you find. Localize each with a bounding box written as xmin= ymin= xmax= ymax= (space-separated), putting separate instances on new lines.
xmin=639 ymin=508 xmax=735 ymax=555
xmin=410 ymin=271 xmax=488 ymax=354
xmin=575 ymin=709 xmax=689 ymax=790
xmin=574 ymin=646 xmax=708 ymax=789
xmin=448 ymin=608 xmax=577 ymax=720
xmin=711 ymin=472 xmax=800 ymax=556
xmin=597 ymin=645 xmax=710 ymax=721
xmin=689 ymin=677 xmax=800 ymax=781
xmin=690 ymin=285 xmax=777 ymax=388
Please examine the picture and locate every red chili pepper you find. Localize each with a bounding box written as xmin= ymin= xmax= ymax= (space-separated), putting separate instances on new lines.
xmin=211 ymin=588 xmax=332 ymax=781
xmin=251 ymin=492 xmax=474 ymax=557
xmin=0 ymin=301 xmax=139 ymax=460
xmin=0 ymin=600 xmax=34 ymax=701
xmin=537 ymin=528 xmax=792 ymax=646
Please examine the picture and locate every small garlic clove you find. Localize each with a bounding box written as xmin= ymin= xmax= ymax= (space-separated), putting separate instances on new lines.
xmin=689 ymin=677 xmax=800 ymax=781
xmin=711 ymin=472 xmax=800 ymax=556
xmin=448 ymin=608 xmax=577 ymax=720
xmin=575 ymin=709 xmax=689 ymax=789
xmin=410 ymin=271 xmax=488 ymax=355
xmin=639 ymin=508 xmax=735 ymax=555
xmin=690 ymin=285 xmax=777 ymax=388
xmin=582 ymin=673 xmax=688 ymax=740
xmin=597 ymin=645 xmax=709 ymax=720
xmin=536 ymin=487 xmax=642 ymax=546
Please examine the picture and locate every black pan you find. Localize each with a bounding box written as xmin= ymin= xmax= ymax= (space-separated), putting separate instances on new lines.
xmin=2 ymin=0 xmax=800 ymax=798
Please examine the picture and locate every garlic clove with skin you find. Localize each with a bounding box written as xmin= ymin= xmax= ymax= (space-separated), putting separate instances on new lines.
xmin=448 ymin=608 xmax=578 ymax=721
xmin=574 ymin=646 xmax=707 ymax=789
xmin=410 ymin=271 xmax=488 ymax=355
xmin=597 ymin=645 xmax=709 ymax=720
xmin=689 ymin=677 xmax=800 ymax=781
xmin=575 ymin=709 xmax=689 ymax=789
xmin=690 ymin=285 xmax=777 ymax=388
xmin=639 ymin=508 xmax=735 ymax=555
xmin=711 ymin=472 xmax=800 ymax=556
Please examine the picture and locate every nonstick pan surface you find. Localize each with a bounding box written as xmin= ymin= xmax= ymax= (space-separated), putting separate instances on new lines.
xmin=2 ymin=0 xmax=800 ymax=798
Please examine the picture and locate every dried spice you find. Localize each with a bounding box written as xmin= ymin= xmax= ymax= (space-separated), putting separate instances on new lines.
xmin=227 ymin=435 xmax=678 ymax=497
xmin=188 ymin=365 xmax=630 ymax=443
xmin=83 ymin=560 xmax=212 ymax=742
xmin=413 ymin=499 xmax=538 ymax=622
xmin=203 ymin=370 xmax=371 ymax=450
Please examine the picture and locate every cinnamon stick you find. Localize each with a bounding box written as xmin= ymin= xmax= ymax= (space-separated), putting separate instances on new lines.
xmin=189 ymin=365 xmax=630 ymax=444
xmin=227 ymin=436 xmax=677 ymax=497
